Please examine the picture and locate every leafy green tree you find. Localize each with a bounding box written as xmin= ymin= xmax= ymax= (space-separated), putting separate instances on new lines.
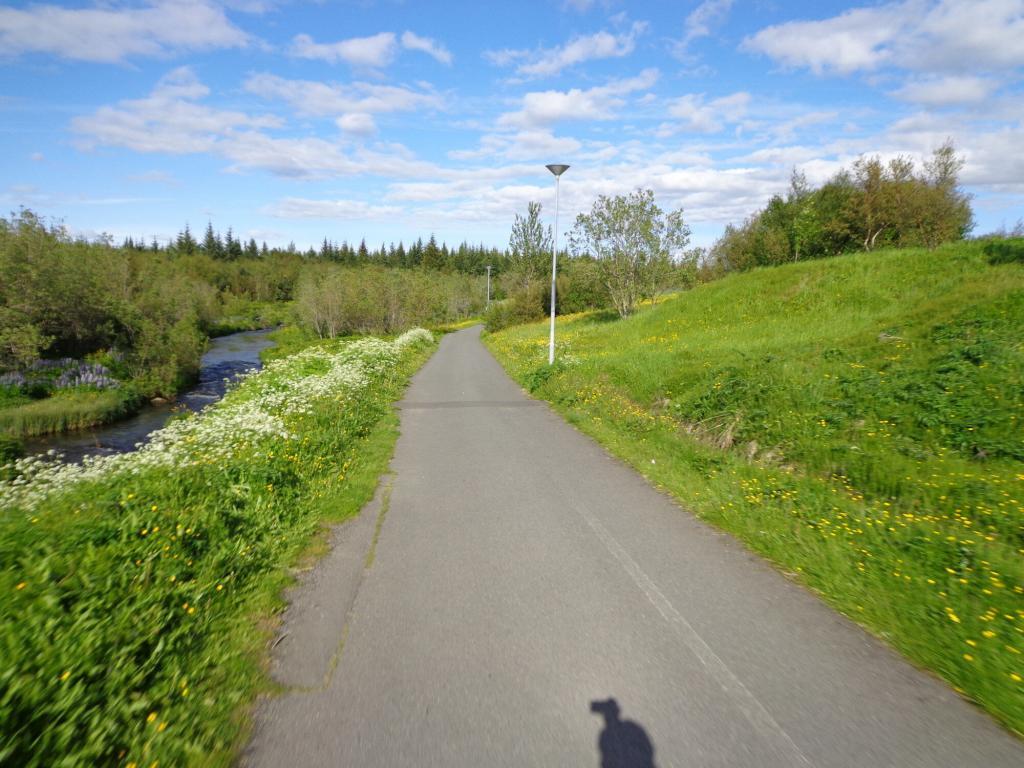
xmin=507 ymin=201 xmax=552 ymax=291
xmin=570 ymin=189 xmax=690 ymax=317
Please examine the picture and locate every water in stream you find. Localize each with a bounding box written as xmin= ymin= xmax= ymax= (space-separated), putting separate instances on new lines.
xmin=25 ymin=329 xmax=276 ymax=464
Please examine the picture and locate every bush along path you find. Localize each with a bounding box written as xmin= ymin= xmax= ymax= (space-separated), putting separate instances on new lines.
xmin=484 ymin=244 xmax=1024 ymax=734
xmin=0 ymin=328 xmax=435 ymax=767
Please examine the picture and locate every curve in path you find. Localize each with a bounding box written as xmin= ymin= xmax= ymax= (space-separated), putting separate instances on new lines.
xmin=246 ymin=326 xmax=1023 ymax=768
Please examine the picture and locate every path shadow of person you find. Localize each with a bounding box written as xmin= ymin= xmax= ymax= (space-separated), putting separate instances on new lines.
xmin=591 ymin=698 xmax=658 ymax=768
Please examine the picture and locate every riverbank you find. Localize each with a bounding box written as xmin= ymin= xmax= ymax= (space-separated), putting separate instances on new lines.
xmin=3 ymin=329 xmax=277 ymax=465
xmin=0 ymin=328 xmax=436 ymax=766
xmin=0 ymin=388 xmax=141 ymax=441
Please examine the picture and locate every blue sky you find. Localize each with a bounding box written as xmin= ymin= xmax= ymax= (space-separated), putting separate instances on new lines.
xmin=1 ymin=0 xmax=1022 ymax=250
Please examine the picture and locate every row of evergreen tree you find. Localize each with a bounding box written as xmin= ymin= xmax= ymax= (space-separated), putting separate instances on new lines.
xmin=121 ymin=223 xmax=509 ymax=275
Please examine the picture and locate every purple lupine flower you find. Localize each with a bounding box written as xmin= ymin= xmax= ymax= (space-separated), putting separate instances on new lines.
xmin=54 ymin=362 xmax=120 ymax=390
xmin=0 ymin=371 xmax=27 ymax=389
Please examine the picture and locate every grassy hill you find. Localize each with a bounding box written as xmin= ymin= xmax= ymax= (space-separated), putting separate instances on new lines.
xmin=484 ymin=241 xmax=1024 ymax=733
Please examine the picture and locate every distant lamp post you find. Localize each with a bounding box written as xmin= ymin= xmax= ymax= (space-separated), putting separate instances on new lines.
xmin=485 ymin=264 xmax=492 ymax=308
xmin=545 ymin=163 xmax=569 ymax=365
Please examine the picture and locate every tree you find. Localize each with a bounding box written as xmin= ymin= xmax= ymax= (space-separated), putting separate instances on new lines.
xmin=570 ymin=189 xmax=690 ymax=317
xmin=507 ymin=201 xmax=552 ymax=291
xmin=175 ymin=224 xmax=197 ymax=255
xmin=421 ymin=234 xmax=443 ymax=270
xmin=920 ymin=140 xmax=973 ymax=246
xmin=202 ymin=222 xmax=224 ymax=259
xmin=224 ymin=227 xmax=242 ymax=260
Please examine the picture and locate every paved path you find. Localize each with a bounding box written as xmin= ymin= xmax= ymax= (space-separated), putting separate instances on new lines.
xmin=245 ymin=327 xmax=1023 ymax=767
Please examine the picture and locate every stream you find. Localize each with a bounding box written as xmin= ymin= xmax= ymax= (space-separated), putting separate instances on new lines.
xmin=25 ymin=329 xmax=276 ymax=463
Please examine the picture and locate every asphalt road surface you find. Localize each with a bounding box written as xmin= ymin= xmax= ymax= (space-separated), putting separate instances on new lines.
xmin=245 ymin=326 xmax=1023 ymax=768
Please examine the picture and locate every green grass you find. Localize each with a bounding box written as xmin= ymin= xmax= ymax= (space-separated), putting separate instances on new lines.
xmin=0 ymin=331 xmax=436 ymax=766
xmin=0 ymin=389 xmax=140 ymax=438
xmin=260 ymin=325 xmax=323 ymax=362
xmin=484 ymin=241 xmax=1024 ymax=733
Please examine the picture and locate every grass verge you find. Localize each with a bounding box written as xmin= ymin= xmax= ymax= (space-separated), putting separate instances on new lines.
xmin=0 ymin=328 xmax=436 ymax=766
xmin=484 ymin=242 xmax=1024 ymax=734
xmin=0 ymin=389 xmax=141 ymax=438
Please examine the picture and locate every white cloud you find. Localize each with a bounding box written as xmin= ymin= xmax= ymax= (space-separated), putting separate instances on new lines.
xmin=0 ymin=1 xmax=248 ymax=63
xmin=448 ymin=130 xmax=582 ymax=161
xmin=676 ymin=0 xmax=734 ymax=53
xmin=244 ymin=74 xmax=443 ymax=117
xmin=265 ymin=198 xmax=401 ymax=219
xmin=743 ymin=3 xmax=904 ymax=75
xmin=761 ymin=110 xmax=840 ymax=142
xmin=336 ymin=113 xmax=378 ymax=136
xmin=661 ymin=91 xmax=750 ymax=134
xmin=906 ymin=0 xmax=1024 ymax=72
xmin=70 ymin=69 xmax=442 ymax=181
xmin=290 ymin=31 xmax=397 ymax=67
xmin=487 ymin=22 xmax=646 ymax=78
xmin=744 ymin=1 xmax=1024 ymax=76
xmin=400 ymin=31 xmax=452 ymax=65
xmin=72 ymin=67 xmax=280 ymax=154
xmin=290 ymin=29 xmax=453 ymax=67
xmin=892 ymin=75 xmax=1001 ymax=106
xmin=498 ymin=68 xmax=659 ymax=127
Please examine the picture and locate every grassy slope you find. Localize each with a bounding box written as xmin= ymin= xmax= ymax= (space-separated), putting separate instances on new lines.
xmin=485 ymin=242 xmax=1024 ymax=733
xmin=0 ymin=332 xmax=436 ymax=766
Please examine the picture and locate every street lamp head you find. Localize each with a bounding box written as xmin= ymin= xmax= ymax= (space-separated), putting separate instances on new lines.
xmin=546 ymin=163 xmax=570 ymax=177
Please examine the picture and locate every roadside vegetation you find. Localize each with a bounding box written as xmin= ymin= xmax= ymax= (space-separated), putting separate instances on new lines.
xmin=704 ymin=141 xmax=974 ymax=275
xmin=486 ymin=190 xmax=698 ymax=331
xmin=482 ymin=134 xmax=1024 ymax=733
xmin=485 ymin=241 xmax=1024 ymax=732
xmin=0 ymin=328 xmax=435 ymax=766
xmin=0 ymin=210 xmax=490 ymax=446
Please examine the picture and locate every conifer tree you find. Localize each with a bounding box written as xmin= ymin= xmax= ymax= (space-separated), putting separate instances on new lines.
xmin=176 ymin=224 xmax=197 ymax=255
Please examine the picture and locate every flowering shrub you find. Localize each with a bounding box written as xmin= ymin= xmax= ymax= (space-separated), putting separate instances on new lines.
xmin=0 ymin=328 xmax=433 ymax=766
xmin=0 ymin=371 xmax=27 ymax=389
xmin=1 ymin=358 xmax=121 ymax=398
xmin=54 ymin=362 xmax=120 ymax=391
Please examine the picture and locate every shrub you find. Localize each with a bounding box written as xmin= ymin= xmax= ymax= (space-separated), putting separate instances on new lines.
xmin=484 ymin=285 xmax=546 ymax=332
xmin=983 ymin=237 xmax=1024 ymax=265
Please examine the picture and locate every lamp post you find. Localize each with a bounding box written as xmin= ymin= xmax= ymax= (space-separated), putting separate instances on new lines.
xmin=485 ymin=264 xmax=492 ymax=308
xmin=545 ymin=163 xmax=569 ymax=365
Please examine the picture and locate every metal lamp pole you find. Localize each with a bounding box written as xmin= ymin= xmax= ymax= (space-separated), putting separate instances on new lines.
xmin=545 ymin=163 xmax=569 ymax=364
xmin=485 ymin=264 xmax=492 ymax=308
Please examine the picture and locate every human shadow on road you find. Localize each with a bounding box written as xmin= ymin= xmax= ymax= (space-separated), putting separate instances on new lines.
xmin=591 ymin=698 xmax=658 ymax=768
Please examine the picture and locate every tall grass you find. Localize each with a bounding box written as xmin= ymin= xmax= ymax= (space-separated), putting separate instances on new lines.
xmin=0 ymin=329 xmax=435 ymax=766
xmin=0 ymin=390 xmax=138 ymax=438
xmin=485 ymin=242 xmax=1024 ymax=732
